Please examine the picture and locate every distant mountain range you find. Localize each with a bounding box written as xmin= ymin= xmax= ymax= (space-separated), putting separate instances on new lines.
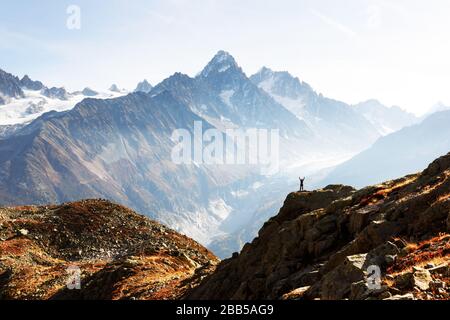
xmin=0 ymin=69 xmax=25 ymax=104
xmin=134 ymin=79 xmax=153 ymax=93
xmin=421 ymin=102 xmax=450 ymax=120
xmin=0 ymin=51 xmax=435 ymax=257
xmin=0 ymin=71 xmax=127 ymax=135
xmin=353 ymin=99 xmax=418 ymax=135
xmin=250 ymin=67 xmax=382 ymax=152
xmin=153 ymin=52 xmax=311 ymax=135
xmin=323 ymin=110 xmax=450 ymax=188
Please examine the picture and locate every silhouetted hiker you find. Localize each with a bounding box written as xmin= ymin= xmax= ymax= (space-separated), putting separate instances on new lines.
xmin=299 ymin=177 xmax=305 ymax=192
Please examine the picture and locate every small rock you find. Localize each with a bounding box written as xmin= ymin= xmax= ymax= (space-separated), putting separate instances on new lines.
xmin=384 ymin=293 xmax=415 ymax=300
xmin=366 ymin=241 xmax=400 ymax=267
xmin=393 ymin=268 xmax=433 ymax=291
xmin=350 ymin=280 xmax=388 ymax=300
xmin=281 ymin=286 xmax=310 ymax=300
xmin=320 ymin=254 xmax=368 ymax=299
xmin=18 ymin=229 xmax=29 ymax=236
xmin=430 ymin=279 xmax=445 ymax=290
xmin=413 ymin=268 xmax=432 ymax=291
xmin=424 ymin=263 xmax=435 ymax=269
xmin=394 ymin=272 xmax=413 ymax=289
xmin=428 ymin=264 xmax=449 ymax=276
xmin=377 ymin=291 xmax=392 ymax=299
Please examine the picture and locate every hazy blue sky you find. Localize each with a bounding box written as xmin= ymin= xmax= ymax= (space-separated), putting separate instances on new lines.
xmin=1 ymin=0 xmax=450 ymax=114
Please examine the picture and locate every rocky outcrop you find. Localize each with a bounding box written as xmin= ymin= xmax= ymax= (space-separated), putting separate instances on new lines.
xmin=41 ymin=87 xmax=69 ymax=100
xmin=81 ymin=87 xmax=98 ymax=97
xmin=134 ymin=80 xmax=153 ymax=93
xmin=20 ymin=75 xmax=44 ymax=91
xmin=0 ymin=199 xmax=218 ymax=300
xmin=0 ymin=69 xmax=24 ymax=104
xmin=187 ymin=153 xmax=450 ymax=300
xmin=0 ymin=124 xmax=25 ymax=139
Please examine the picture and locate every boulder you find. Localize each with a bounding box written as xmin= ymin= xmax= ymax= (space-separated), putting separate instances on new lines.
xmin=350 ymin=280 xmax=388 ymax=300
xmin=312 ymin=235 xmax=336 ymax=256
xmin=412 ymin=268 xmax=432 ymax=291
xmin=428 ymin=264 xmax=449 ymax=277
xmin=18 ymin=229 xmax=29 ymax=236
xmin=430 ymin=279 xmax=446 ymax=290
xmin=315 ymin=214 xmax=337 ymax=234
xmin=349 ymin=205 xmax=380 ymax=234
xmin=394 ymin=272 xmax=413 ymax=289
xmin=320 ymin=254 xmax=368 ymax=299
xmin=289 ymin=269 xmax=319 ymax=288
xmin=281 ymin=286 xmax=310 ymax=300
xmin=366 ymin=241 xmax=400 ymax=268
xmin=394 ymin=268 xmax=433 ymax=291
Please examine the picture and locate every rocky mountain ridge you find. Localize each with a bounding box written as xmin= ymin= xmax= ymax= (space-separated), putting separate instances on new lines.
xmin=250 ymin=66 xmax=381 ymax=152
xmin=0 ymin=69 xmax=24 ymax=104
xmin=0 ymin=199 xmax=217 ymax=299
xmin=353 ymin=99 xmax=417 ymax=135
xmin=0 ymin=69 xmax=128 ymax=130
xmin=187 ymin=152 xmax=450 ymax=300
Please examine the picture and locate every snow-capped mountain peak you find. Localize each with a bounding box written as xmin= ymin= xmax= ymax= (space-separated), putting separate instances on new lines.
xmin=109 ymin=84 xmax=123 ymax=93
xmin=200 ymin=50 xmax=240 ymax=78
xmin=0 ymin=68 xmax=128 ymax=127
xmin=210 ymin=50 xmax=236 ymax=64
xmin=134 ymin=79 xmax=153 ymax=93
xmin=0 ymin=68 xmax=24 ymax=103
xmin=20 ymin=75 xmax=44 ymax=91
xmin=253 ymin=66 xmax=275 ymax=80
xmin=81 ymin=87 xmax=98 ymax=97
xmin=353 ymin=99 xmax=417 ymax=135
xmin=423 ymin=101 xmax=450 ymax=118
xmin=250 ymin=67 xmax=313 ymax=100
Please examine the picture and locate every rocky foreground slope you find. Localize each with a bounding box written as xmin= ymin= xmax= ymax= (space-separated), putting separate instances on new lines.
xmin=0 ymin=200 xmax=218 ymax=299
xmin=187 ymin=153 xmax=450 ymax=300
xmin=1 ymin=154 xmax=449 ymax=300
